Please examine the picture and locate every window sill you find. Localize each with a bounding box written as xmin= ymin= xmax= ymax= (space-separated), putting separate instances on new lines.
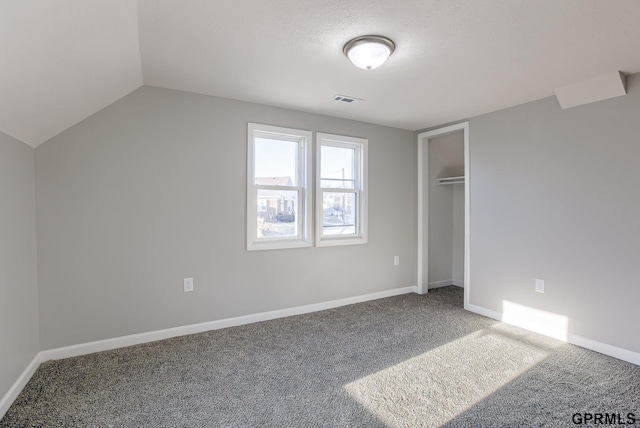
xmin=315 ymin=236 xmax=368 ymax=247
xmin=247 ymin=239 xmax=312 ymax=251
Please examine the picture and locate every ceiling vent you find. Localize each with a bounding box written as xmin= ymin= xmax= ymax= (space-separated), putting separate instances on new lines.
xmin=333 ymin=95 xmax=364 ymax=104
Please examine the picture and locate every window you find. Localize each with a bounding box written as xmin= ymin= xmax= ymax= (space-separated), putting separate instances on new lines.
xmin=247 ymin=123 xmax=312 ymax=251
xmin=316 ymin=133 xmax=368 ymax=246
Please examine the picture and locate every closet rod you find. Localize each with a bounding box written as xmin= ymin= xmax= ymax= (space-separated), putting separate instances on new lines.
xmin=435 ymin=176 xmax=465 ymax=185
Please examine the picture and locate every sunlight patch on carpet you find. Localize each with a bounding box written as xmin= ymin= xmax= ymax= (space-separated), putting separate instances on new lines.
xmin=344 ymin=325 xmax=563 ymax=427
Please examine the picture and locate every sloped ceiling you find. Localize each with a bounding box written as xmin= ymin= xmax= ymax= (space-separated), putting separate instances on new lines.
xmin=0 ymin=1 xmax=143 ymax=147
xmin=2 ymin=0 xmax=640 ymax=148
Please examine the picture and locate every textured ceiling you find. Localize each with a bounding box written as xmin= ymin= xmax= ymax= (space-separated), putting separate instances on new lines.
xmin=2 ymin=0 xmax=640 ymax=148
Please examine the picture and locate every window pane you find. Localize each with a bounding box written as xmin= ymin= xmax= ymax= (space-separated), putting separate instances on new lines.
xmin=320 ymin=146 xmax=355 ymax=189
xmin=255 ymin=137 xmax=298 ymax=186
xmin=256 ymin=189 xmax=299 ymax=239
xmin=322 ymin=192 xmax=357 ymax=236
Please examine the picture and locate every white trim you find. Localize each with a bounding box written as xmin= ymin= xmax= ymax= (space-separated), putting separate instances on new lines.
xmin=463 ymin=125 xmax=470 ymax=309
xmin=465 ymin=303 xmax=502 ymax=320
xmin=3 ymin=288 xmax=637 ymax=420
xmin=0 ymin=353 xmax=41 ymax=420
xmin=428 ymin=280 xmax=464 ymax=288
xmin=464 ymin=303 xmax=640 ymax=366
xmin=315 ymin=133 xmax=368 ymax=247
xmin=428 ymin=279 xmax=454 ymax=289
xmin=247 ymin=123 xmax=313 ymax=251
xmin=40 ymin=286 xmax=417 ymax=362
xmin=3 ymin=286 xmax=417 ymax=419
xmin=569 ymin=334 xmax=640 ymax=366
xmin=417 ymin=138 xmax=424 ymax=293
xmin=417 ymin=122 xmax=470 ymax=304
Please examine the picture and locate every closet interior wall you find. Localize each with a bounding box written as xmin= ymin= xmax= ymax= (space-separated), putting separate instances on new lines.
xmin=427 ymin=132 xmax=465 ymax=289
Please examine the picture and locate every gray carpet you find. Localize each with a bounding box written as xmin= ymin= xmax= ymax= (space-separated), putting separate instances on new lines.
xmin=2 ymin=286 xmax=639 ymax=427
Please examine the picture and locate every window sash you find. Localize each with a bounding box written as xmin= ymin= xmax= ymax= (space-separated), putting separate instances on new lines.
xmin=255 ymin=188 xmax=302 ymax=240
xmin=319 ymin=189 xmax=360 ymax=238
xmin=247 ymin=123 xmax=312 ymax=251
xmin=316 ymin=133 xmax=368 ymax=246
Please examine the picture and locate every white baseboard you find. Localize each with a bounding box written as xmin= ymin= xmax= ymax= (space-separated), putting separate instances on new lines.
xmin=465 ymin=303 xmax=501 ymax=320
xmin=5 ymin=288 xmax=636 ymax=420
xmin=0 ymin=353 xmax=41 ymax=420
xmin=428 ymin=279 xmax=453 ymax=289
xmin=429 ymin=280 xmax=464 ymax=289
xmin=2 ymin=285 xmax=418 ymax=419
xmin=569 ymin=334 xmax=640 ymax=366
xmin=40 ymin=285 xmax=418 ymax=362
xmin=464 ymin=303 xmax=640 ymax=367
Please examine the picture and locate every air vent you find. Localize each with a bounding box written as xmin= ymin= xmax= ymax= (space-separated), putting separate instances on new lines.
xmin=333 ymin=94 xmax=364 ymax=104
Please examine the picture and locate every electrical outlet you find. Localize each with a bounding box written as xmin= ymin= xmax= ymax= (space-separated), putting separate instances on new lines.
xmin=394 ymin=256 xmax=400 ymax=266
xmin=184 ymin=277 xmax=194 ymax=292
xmin=535 ymin=278 xmax=544 ymax=293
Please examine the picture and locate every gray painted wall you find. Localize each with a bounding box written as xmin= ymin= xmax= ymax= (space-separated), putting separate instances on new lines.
xmin=426 ymin=133 xmax=464 ymax=288
xmin=427 ymin=138 xmax=453 ymax=286
xmin=469 ymin=73 xmax=640 ymax=353
xmin=0 ymin=133 xmax=39 ymax=400
xmin=452 ymin=184 xmax=464 ymax=285
xmin=26 ymin=70 xmax=640 ymax=358
xmin=35 ymin=86 xmax=417 ymax=350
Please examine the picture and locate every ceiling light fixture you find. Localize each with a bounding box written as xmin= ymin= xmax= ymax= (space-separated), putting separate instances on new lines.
xmin=343 ymin=35 xmax=395 ymax=70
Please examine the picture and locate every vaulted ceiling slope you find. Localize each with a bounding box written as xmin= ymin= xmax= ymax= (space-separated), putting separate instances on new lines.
xmin=3 ymin=1 xmax=640 ymax=148
xmin=0 ymin=1 xmax=143 ymax=147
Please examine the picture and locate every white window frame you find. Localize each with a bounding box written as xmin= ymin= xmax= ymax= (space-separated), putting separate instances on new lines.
xmin=316 ymin=133 xmax=368 ymax=247
xmin=247 ymin=123 xmax=312 ymax=251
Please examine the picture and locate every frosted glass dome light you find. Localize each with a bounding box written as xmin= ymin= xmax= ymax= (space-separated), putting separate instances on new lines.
xmin=343 ymin=35 xmax=395 ymax=70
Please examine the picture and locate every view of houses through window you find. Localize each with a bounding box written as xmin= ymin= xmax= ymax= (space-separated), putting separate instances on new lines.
xmin=319 ymin=145 xmax=357 ymax=236
xmin=247 ymin=124 xmax=366 ymax=250
xmin=256 ymin=180 xmax=298 ymax=238
xmin=255 ymin=144 xmax=359 ymax=238
xmin=316 ymin=133 xmax=367 ymax=246
xmin=254 ymin=136 xmax=300 ymax=239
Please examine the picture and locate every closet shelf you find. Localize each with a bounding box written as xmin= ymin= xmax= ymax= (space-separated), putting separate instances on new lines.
xmin=435 ymin=176 xmax=465 ymax=185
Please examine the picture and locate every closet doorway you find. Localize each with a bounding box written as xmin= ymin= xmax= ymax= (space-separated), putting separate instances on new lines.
xmin=417 ymin=122 xmax=470 ymax=309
